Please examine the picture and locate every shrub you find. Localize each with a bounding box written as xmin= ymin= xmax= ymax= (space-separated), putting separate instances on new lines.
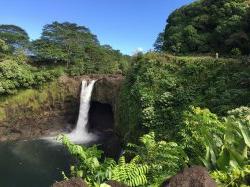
xmin=180 ymin=106 xmax=250 ymax=186
xmin=0 ymin=59 xmax=62 ymax=95
xmin=231 ymin=48 xmax=242 ymax=57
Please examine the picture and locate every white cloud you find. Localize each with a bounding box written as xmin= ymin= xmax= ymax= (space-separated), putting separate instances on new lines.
xmin=132 ymin=47 xmax=144 ymax=55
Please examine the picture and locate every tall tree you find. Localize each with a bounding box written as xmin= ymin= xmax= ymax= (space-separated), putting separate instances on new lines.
xmin=154 ymin=32 xmax=164 ymax=51
xmin=32 ymin=21 xmax=99 ymax=66
xmin=160 ymin=0 xmax=250 ymax=55
xmin=0 ymin=24 xmax=29 ymax=52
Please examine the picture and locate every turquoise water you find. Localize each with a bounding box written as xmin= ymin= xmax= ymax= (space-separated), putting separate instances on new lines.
xmin=0 ymin=140 xmax=71 ymax=187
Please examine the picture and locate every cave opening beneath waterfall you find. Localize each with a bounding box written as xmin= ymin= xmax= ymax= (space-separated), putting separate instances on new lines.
xmin=88 ymin=101 xmax=121 ymax=160
xmin=88 ymin=101 xmax=114 ymax=132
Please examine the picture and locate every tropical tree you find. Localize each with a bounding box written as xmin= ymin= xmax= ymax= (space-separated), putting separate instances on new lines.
xmin=32 ymin=21 xmax=99 ymax=66
xmin=159 ymin=0 xmax=250 ymax=55
xmin=153 ymin=32 xmax=164 ymax=51
xmin=0 ymin=24 xmax=29 ymax=52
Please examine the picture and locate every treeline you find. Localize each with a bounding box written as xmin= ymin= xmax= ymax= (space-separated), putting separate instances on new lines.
xmin=0 ymin=22 xmax=130 ymax=95
xmin=155 ymin=0 xmax=250 ymax=56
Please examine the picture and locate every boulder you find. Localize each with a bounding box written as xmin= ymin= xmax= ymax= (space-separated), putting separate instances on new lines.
xmin=162 ymin=166 xmax=217 ymax=187
xmin=52 ymin=178 xmax=88 ymax=187
xmin=105 ymin=180 xmax=128 ymax=187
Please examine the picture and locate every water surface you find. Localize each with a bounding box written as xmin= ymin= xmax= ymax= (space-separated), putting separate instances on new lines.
xmin=0 ymin=140 xmax=71 ymax=187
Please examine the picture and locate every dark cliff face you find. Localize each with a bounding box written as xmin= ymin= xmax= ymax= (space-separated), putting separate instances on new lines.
xmin=91 ymin=75 xmax=124 ymax=129
xmin=88 ymin=101 xmax=114 ymax=131
xmin=62 ymin=74 xmax=124 ymax=130
xmin=0 ymin=74 xmax=124 ymax=142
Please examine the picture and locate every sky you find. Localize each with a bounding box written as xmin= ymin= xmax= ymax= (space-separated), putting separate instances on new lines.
xmin=0 ymin=0 xmax=194 ymax=55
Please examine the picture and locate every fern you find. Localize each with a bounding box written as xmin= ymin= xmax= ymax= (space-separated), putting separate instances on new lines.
xmin=59 ymin=133 xmax=186 ymax=186
xmin=127 ymin=132 xmax=188 ymax=186
xmin=111 ymin=156 xmax=148 ymax=186
xmin=59 ymin=135 xmax=149 ymax=187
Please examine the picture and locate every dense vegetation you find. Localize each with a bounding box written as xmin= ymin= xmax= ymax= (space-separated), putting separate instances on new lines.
xmin=119 ymin=54 xmax=249 ymax=186
xmin=0 ymin=24 xmax=29 ymax=53
xmin=119 ymin=54 xmax=250 ymax=140
xmin=1 ymin=0 xmax=250 ymax=186
xmin=0 ymin=22 xmax=130 ymax=95
xmin=59 ymin=132 xmax=187 ymax=187
xmin=155 ymin=0 xmax=250 ymax=55
xmin=61 ymin=53 xmax=250 ymax=186
xmin=31 ymin=22 xmax=129 ymax=74
xmin=0 ymin=58 xmax=61 ymax=94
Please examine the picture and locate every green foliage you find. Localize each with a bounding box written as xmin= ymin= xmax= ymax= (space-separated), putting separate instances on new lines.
xmin=199 ymin=107 xmax=250 ymax=171
xmin=179 ymin=107 xmax=225 ymax=165
xmin=59 ymin=134 xmax=115 ymax=186
xmin=31 ymin=21 xmax=130 ymax=75
xmin=179 ymin=107 xmax=250 ymax=186
xmin=60 ymin=133 xmax=188 ymax=186
xmin=59 ymin=135 xmax=148 ymax=187
xmin=66 ymin=59 xmax=89 ymax=76
xmin=153 ymin=32 xmax=164 ymax=51
xmin=32 ymin=21 xmax=98 ymax=65
xmin=119 ymin=53 xmax=250 ymax=186
xmin=231 ymin=48 xmax=242 ymax=57
xmin=111 ymin=156 xmax=148 ymax=186
xmin=0 ymin=22 xmax=130 ymax=96
xmin=119 ymin=53 xmax=250 ymax=141
xmin=0 ymin=59 xmax=62 ymax=95
xmin=211 ymin=165 xmax=250 ymax=187
xmin=0 ymin=39 xmax=9 ymax=53
xmin=159 ymin=0 xmax=250 ymax=55
xmin=0 ymin=24 xmax=29 ymax=52
xmin=127 ymin=132 xmax=188 ymax=186
xmin=0 ymin=39 xmax=9 ymax=60
xmin=219 ymin=107 xmax=250 ymax=169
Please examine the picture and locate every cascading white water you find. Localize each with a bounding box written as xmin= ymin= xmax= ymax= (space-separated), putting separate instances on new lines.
xmin=67 ymin=80 xmax=97 ymax=143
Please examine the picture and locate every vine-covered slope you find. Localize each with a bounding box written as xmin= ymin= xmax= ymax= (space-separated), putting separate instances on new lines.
xmin=119 ymin=53 xmax=250 ymax=140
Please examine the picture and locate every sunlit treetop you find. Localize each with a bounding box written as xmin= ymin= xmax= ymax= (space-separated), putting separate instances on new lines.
xmin=156 ymin=0 xmax=250 ymax=55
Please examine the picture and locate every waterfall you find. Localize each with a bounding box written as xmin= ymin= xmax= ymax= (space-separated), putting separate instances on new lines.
xmin=67 ymin=80 xmax=97 ymax=143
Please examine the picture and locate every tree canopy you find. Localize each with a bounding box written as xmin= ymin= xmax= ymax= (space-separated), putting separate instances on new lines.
xmin=31 ymin=21 xmax=129 ymax=74
xmin=157 ymin=0 xmax=250 ymax=55
xmin=0 ymin=24 xmax=29 ymax=51
xmin=32 ymin=21 xmax=99 ymax=65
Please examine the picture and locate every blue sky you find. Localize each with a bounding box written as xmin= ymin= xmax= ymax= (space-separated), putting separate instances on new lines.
xmin=0 ymin=0 xmax=194 ymax=55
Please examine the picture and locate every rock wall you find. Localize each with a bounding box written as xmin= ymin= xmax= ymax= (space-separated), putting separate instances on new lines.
xmin=0 ymin=74 xmax=124 ymax=141
xmin=91 ymin=75 xmax=124 ymax=128
xmin=62 ymin=74 xmax=124 ymax=129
